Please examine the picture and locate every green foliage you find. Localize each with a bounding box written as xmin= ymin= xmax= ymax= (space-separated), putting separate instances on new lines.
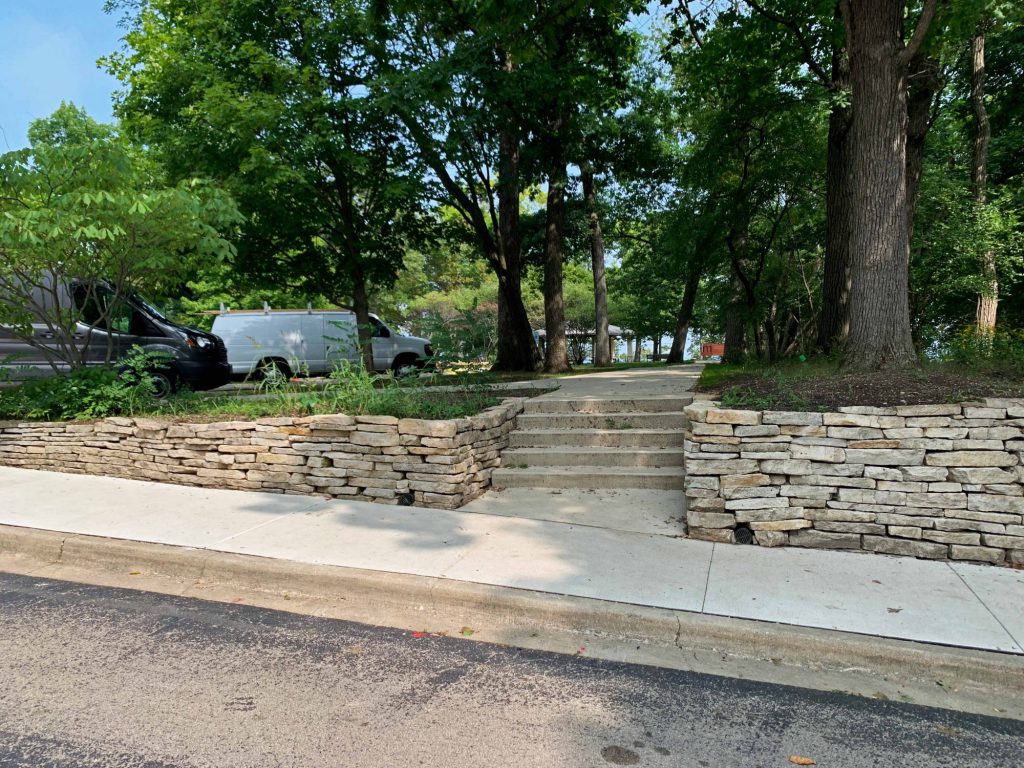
xmin=0 ymin=347 xmax=174 ymax=420
xmin=0 ymin=105 xmax=240 ymax=367
xmin=943 ymin=326 xmax=1024 ymax=377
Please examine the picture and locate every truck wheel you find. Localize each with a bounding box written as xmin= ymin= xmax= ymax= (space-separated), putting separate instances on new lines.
xmin=391 ymin=354 xmax=420 ymax=379
xmin=258 ymin=358 xmax=292 ymax=384
xmin=149 ymin=368 xmax=180 ymax=399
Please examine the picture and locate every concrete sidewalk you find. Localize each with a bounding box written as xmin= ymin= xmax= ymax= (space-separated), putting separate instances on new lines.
xmin=1 ymin=465 xmax=1022 ymax=655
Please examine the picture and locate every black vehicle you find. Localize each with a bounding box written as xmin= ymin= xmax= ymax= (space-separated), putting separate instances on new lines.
xmin=0 ymin=281 xmax=230 ymax=394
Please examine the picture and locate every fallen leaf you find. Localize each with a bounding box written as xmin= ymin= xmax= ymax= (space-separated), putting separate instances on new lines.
xmin=232 ymin=597 xmax=244 ymax=603
xmin=129 ymin=571 xmax=141 ymax=576
xmin=871 ymin=692 xmax=890 ymax=701
xmin=460 ymin=626 xmax=475 ymax=637
xmin=412 ymin=631 xmax=428 ymax=638
xmin=871 ymin=579 xmax=882 ymax=584
xmin=887 ymin=607 xmax=903 ymax=613
xmin=789 ymin=757 xmax=816 ymax=766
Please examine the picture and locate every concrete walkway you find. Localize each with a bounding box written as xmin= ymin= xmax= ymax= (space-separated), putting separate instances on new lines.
xmin=2 ymin=465 xmax=1022 ymax=655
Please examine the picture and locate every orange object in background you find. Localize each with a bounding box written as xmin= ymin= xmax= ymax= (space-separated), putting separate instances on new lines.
xmin=700 ymin=343 xmax=725 ymax=359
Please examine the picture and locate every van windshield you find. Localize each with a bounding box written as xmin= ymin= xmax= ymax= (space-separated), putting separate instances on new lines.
xmin=130 ymin=292 xmax=170 ymax=324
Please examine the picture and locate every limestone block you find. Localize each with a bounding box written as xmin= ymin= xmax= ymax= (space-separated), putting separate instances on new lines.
xmin=963 ymin=407 xmax=1006 ymax=419
xmin=926 ymin=450 xmax=1017 ymax=467
xmin=261 ymin=453 xmax=307 ymax=466
xmin=685 ymin=475 xmax=720 ymax=490
xmin=838 ymin=488 xmax=907 ymax=505
xmin=790 ymin=530 xmax=861 ymax=549
xmin=734 ymin=424 xmax=781 ymax=437
xmin=888 ymin=525 xmax=923 ymax=539
xmin=749 ymin=519 xmax=811 ymax=531
xmin=754 ymin=530 xmax=790 ymax=547
xmin=921 ymin=531 xmax=979 ymax=545
xmin=735 ymin=507 xmax=807 ymax=523
xmin=791 ymin=444 xmax=845 ymax=463
xmin=951 ymin=545 xmax=1005 ymax=563
xmin=967 ymin=494 xmax=1024 ymax=514
xmin=691 ymin=422 xmax=735 ymax=436
xmin=349 ymin=430 xmax=400 ymax=448
xmin=706 ymin=409 xmax=760 ymax=426
xmin=863 ymin=536 xmax=947 ymax=559
xmin=845 ymin=448 xmax=925 ymax=466
xmin=827 ymin=427 xmax=884 ymax=440
xmin=980 ymin=534 xmax=1024 ymax=550
xmin=934 ymin=517 xmax=1004 ymax=533
xmin=946 ymin=508 xmax=1020 ymax=525
xmin=947 ymin=467 xmax=1017 ymax=484
xmin=876 ymin=481 xmax=926 ymax=492
xmin=780 ymin=485 xmax=836 ymax=499
xmin=686 ymin=459 xmax=759 ymax=476
xmin=894 ymin=404 xmax=962 ymax=416
xmin=722 ymin=486 xmax=781 ymax=500
xmin=985 ymin=484 xmax=1023 ymax=496
xmin=686 ymin=510 xmax=735 ymax=529
xmin=789 ymin=474 xmax=875 ymax=488
xmin=762 ymin=411 xmax=823 ymax=426
xmin=725 ymin=497 xmax=789 ymax=510
xmin=689 ymin=527 xmax=736 ymax=543
xmin=905 ymin=492 xmax=967 ymax=509
xmin=884 ymin=428 xmax=925 ymax=439
xmin=823 ymin=413 xmax=904 ymax=429
xmin=690 ymin=497 xmax=726 ymax=512
xmin=815 ymin=520 xmax=885 ymax=534
xmin=779 ymin=425 xmax=827 ymax=437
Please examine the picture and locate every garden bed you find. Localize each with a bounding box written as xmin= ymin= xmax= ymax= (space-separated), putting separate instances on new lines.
xmin=697 ymin=361 xmax=1024 ymax=412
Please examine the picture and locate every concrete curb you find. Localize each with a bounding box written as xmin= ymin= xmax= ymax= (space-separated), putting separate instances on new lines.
xmin=2 ymin=523 xmax=1022 ymax=714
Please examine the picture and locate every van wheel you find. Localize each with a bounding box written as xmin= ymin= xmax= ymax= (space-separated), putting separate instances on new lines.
xmin=258 ymin=358 xmax=292 ymax=384
xmin=149 ymin=369 xmax=179 ymax=399
xmin=391 ymin=354 xmax=420 ymax=379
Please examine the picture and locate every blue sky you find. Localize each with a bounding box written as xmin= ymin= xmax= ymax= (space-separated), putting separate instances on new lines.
xmin=0 ymin=0 xmax=122 ymax=151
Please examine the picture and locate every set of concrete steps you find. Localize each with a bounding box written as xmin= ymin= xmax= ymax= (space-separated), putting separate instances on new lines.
xmin=493 ymin=395 xmax=692 ymax=491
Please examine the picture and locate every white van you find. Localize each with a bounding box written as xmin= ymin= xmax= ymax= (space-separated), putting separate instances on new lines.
xmin=210 ymin=308 xmax=432 ymax=379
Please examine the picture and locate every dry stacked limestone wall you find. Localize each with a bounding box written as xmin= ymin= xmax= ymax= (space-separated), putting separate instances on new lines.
xmin=684 ymin=399 xmax=1024 ymax=565
xmin=0 ymin=400 xmax=523 ymax=509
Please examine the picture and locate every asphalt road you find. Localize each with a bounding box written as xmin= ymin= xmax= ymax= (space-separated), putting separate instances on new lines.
xmin=0 ymin=572 xmax=1021 ymax=768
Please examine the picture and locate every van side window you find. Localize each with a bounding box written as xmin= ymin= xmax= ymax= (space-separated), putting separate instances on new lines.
xmin=72 ymin=284 xmax=156 ymax=335
xmin=370 ymin=317 xmax=391 ymax=338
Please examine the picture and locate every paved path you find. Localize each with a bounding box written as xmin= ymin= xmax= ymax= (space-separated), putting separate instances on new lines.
xmin=3 ymin=572 xmax=1020 ymax=768
xmin=2 ymin=465 xmax=1023 ymax=655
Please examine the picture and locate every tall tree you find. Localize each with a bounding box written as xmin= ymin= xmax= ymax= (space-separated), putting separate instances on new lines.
xmin=581 ymin=164 xmax=612 ymax=367
xmin=841 ymin=0 xmax=936 ymax=370
xmin=970 ymin=25 xmax=997 ymax=334
xmin=107 ymin=0 xmax=430 ymax=370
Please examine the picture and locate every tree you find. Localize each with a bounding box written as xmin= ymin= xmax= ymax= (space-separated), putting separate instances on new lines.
xmin=839 ymin=0 xmax=937 ymax=370
xmin=106 ymin=0 xmax=431 ymax=370
xmin=0 ymin=105 xmax=238 ymax=369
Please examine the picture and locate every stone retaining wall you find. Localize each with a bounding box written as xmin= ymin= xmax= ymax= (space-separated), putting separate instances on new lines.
xmin=684 ymin=399 xmax=1024 ymax=565
xmin=0 ymin=399 xmax=524 ymax=509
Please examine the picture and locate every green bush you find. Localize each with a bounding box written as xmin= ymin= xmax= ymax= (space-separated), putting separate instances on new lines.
xmin=944 ymin=327 xmax=1024 ymax=377
xmin=0 ymin=346 xmax=174 ymax=421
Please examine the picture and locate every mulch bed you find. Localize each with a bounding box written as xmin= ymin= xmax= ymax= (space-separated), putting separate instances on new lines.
xmin=696 ymin=368 xmax=1024 ymax=412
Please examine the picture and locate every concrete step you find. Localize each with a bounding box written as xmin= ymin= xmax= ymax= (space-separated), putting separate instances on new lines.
xmin=492 ymin=465 xmax=686 ymax=491
xmin=502 ymin=447 xmax=685 ymax=469
xmin=516 ymin=412 xmax=688 ymax=431
xmin=523 ymin=396 xmax=693 ymax=415
xmin=508 ymin=429 xmax=686 ymax=449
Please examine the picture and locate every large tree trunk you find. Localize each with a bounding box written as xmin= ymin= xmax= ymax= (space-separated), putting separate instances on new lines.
xmin=817 ymin=38 xmax=854 ymax=353
xmin=351 ymin=263 xmax=374 ymax=372
xmin=493 ymin=128 xmax=541 ymax=371
xmin=581 ymin=164 xmax=611 ymax=368
xmin=668 ymin=266 xmax=701 ymax=363
xmin=841 ymin=0 xmax=925 ymax=370
xmin=970 ymin=31 xmax=998 ymax=335
xmin=723 ymin=275 xmax=747 ymax=364
xmin=542 ymin=158 xmax=571 ymax=373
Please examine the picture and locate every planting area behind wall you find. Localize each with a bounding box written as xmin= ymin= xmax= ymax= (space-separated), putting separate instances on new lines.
xmin=684 ymin=400 xmax=1024 ymax=565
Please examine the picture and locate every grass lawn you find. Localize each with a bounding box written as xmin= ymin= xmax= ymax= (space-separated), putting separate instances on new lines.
xmin=695 ymin=358 xmax=1024 ymax=412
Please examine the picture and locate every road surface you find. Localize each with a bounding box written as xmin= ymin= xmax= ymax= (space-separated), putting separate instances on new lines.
xmin=0 ymin=572 xmax=1020 ymax=767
